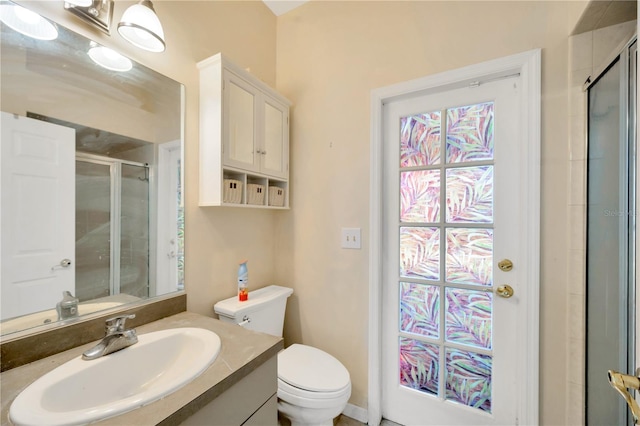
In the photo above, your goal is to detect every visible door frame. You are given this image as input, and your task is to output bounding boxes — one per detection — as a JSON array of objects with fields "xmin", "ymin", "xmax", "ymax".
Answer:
[{"xmin": 368, "ymin": 49, "xmax": 541, "ymax": 425}]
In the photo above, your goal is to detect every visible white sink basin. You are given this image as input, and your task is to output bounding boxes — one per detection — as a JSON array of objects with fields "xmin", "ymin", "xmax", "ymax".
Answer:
[{"xmin": 9, "ymin": 327, "xmax": 221, "ymax": 426}]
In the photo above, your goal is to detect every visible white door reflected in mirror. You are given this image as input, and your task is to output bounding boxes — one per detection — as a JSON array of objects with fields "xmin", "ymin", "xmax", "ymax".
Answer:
[{"xmin": 0, "ymin": 112, "xmax": 75, "ymax": 320}]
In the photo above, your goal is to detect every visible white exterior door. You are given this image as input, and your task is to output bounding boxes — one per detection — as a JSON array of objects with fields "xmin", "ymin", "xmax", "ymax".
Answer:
[
  {"xmin": 1, "ymin": 112, "xmax": 75, "ymax": 320},
  {"xmin": 381, "ymin": 76, "xmax": 528, "ymax": 425}
]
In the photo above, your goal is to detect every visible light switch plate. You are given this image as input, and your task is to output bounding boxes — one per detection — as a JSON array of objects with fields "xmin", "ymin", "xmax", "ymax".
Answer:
[{"xmin": 341, "ymin": 227, "xmax": 361, "ymax": 249}]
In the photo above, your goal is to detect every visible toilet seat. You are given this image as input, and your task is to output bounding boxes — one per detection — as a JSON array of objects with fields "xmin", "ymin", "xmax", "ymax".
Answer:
[
  {"xmin": 278, "ymin": 378, "xmax": 351, "ymax": 400},
  {"xmin": 278, "ymin": 378, "xmax": 351, "ymax": 409},
  {"xmin": 277, "ymin": 344, "xmax": 350, "ymax": 392}
]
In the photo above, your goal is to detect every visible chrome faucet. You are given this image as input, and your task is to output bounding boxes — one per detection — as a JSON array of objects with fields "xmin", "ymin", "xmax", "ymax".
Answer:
[
  {"xmin": 82, "ymin": 314, "xmax": 138, "ymax": 360},
  {"xmin": 56, "ymin": 291, "xmax": 79, "ymax": 321}
]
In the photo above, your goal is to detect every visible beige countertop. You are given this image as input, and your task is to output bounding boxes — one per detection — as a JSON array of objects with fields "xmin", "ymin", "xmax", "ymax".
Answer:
[{"xmin": 0, "ymin": 312, "xmax": 283, "ymax": 426}]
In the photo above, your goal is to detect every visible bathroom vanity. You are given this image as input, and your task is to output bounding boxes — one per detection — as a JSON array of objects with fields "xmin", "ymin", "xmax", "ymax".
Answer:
[{"xmin": 0, "ymin": 312, "xmax": 282, "ymax": 425}]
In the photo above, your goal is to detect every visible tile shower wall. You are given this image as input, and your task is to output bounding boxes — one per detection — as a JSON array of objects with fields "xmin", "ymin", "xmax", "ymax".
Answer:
[{"xmin": 567, "ymin": 20, "xmax": 637, "ymax": 426}]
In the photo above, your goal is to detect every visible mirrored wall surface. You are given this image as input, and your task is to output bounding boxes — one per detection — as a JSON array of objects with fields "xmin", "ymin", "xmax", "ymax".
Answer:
[{"xmin": 0, "ymin": 1, "xmax": 185, "ymax": 337}]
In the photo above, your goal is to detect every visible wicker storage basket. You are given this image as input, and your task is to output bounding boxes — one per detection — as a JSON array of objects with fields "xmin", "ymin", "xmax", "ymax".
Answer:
[
  {"xmin": 247, "ymin": 184, "xmax": 265, "ymax": 205},
  {"xmin": 223, "ymin": 179, "xmax": 242, "ymax": 204},
  {"xmin": 268, "ymin": 186, "xmax": 285, "ymax": 207}
]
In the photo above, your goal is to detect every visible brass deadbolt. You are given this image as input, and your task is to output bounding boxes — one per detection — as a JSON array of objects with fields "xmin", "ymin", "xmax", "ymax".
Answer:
[{"xmin": 498, "ymin": 259, "xmax": 513, "ymax": 272}]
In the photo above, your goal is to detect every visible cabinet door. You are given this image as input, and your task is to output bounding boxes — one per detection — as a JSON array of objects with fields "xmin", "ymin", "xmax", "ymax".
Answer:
[
  {"xmin": 261, "ymin": 96, "xmax": 289, "ymax": 179},
  {"xmin": 223, "ymin": 72, "xmax": 259, "ymax": 172}
]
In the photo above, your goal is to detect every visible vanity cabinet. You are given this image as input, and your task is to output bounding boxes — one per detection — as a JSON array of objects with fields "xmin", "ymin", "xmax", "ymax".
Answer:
[
  {"xmin": 198, "ymin": 53, "xmax": 291, "ymax": 208},
  {"xmin": 181, "ymin": 356, "xmax": 277, "ymax": 426}
]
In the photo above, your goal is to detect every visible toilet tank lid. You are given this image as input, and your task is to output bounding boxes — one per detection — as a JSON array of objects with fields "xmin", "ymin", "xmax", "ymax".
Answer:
[
  {"xmin": 213, "ymin": 285, "xmax": 293, "ymax": 317},
  {"xmin": 278, "ymin": 344, "xmax": 350, "ymax": 392}
]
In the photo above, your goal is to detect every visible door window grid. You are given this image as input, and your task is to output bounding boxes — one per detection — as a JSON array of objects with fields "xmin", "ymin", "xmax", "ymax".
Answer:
[{"xmin": 397, "ymin": 102, "xmax": 495, "ymax": 412}]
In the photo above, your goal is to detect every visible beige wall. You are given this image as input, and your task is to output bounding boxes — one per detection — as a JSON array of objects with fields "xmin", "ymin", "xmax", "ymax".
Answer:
[{"xmin": 275, "ymin": 1, "xmax": 575, "ymax": 423}]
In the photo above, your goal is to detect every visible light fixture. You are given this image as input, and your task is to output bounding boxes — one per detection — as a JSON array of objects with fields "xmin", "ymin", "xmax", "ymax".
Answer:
[
  {"xmin": 87, "ymin": 43, "xmax": 132, "ymax": 72},
  {"xmin": 117, "ymin": 0, "xmax": 165, "ymax": 53},
  {"xmin": 0, "ymin": 3, "xmax": 58, "ymax": 40},
  {"xmin": 64, "ymin": 0, "xmax": 114, "ymax": 34},
  {"xmin": 65, "ymin": 0, "xmax": 93, "ymax": 7}
]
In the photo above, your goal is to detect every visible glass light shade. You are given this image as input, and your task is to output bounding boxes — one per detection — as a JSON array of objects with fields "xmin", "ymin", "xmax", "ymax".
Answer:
[
  {"xmin": 117, "ymin": 1, "xmax": 165, "ymax": 53},
  {"xmin": 0, "ymin": 3, "xmax": 58, "ymax": 40},
  {"xmin": 88, "ymin": 45, "xmax": 132, "ymax": 72}
]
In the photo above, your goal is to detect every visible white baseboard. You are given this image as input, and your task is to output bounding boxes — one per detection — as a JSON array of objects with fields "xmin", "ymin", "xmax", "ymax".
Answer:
[{"xmin": 342, "ymin": 403, "xmax": 368, "ymax": 424}]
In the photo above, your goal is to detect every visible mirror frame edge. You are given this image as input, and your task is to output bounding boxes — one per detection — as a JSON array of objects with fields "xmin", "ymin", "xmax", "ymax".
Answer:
[{"xmin": 0, "ymin": 292, "xmax": 186, "ymax": 372}]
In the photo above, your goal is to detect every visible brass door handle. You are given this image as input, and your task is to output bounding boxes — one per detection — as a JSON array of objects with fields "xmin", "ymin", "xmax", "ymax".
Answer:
[
  {"xmin": 495, "ymin": 285, "xmax": 514, "ymax": 298},
  {"xmin": 608, "ymin": 370, "xmax": 640, "ymax": 424}
]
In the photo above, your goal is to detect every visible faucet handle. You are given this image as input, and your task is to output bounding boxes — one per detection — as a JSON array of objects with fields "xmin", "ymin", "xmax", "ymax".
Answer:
[
  {"xmin": 608, "ymin": 370, "xmax": 640, "ymax": 423},
  {"xmin": 105, "ymin": 314, "xmax": 135, "ymax": 334}
]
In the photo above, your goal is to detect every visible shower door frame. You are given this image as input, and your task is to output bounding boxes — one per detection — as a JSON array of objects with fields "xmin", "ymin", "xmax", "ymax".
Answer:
[
  {"xmin": 76, "ymin": 153, "xmax": 151, "ymax": 298},
  {"xmin": 585, "ymin": 35, "xmax": 637, "ymax": 425}
]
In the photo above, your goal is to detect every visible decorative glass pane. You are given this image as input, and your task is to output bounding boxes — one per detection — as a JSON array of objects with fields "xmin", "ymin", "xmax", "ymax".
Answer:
[
  {"xmin": 400, "ymin": 112, "xmax": 441, "ymax": 167},
  {"xmin": 401, "ymin": 170, "xmax": 440, "ymax": 223},
  {"xmin": 445, "ymin": 288, "xmax": 492, "ymax": 349},
  {"xmin": 445, "ymin": 348, "xmax": 492, "ymax": 412},
  {"xmin": 400, "ymin": 337, "xmax": 440, "ymax": 396},
  {"xmin": 446, "ymin": 166, "xmax": 493, "ymax": 223},
  {"xmin": 400, "ymin": 227, "xmax": 440, "ymax": 280},
  {"xmin": 446, "ymin": 102, "xmax": 494, "ymax": 163},
  {"xmin": 446, "ymin": 228, "xmax": 493, "ymax": 286},
  {"xmin": 400, "ymin": 282, "xmax": 440, "ymax": 338}
]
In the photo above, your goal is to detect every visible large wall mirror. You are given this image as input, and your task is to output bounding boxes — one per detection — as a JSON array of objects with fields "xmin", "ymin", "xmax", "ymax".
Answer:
[{"xmin": 0, "ymin": 1, "xmax": 185, "ymax": 337}]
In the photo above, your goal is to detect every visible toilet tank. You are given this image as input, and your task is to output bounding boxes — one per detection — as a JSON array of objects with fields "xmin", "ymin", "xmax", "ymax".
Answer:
[{"xmin": 213, "ymin": 285, "xmax": 293, "ymax": 337}]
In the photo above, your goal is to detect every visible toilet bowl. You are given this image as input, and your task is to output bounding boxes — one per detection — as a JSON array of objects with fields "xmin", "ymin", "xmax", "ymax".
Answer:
[
  {"xmin": 277, "ymin": 344, "xmax": 351, "ymax": 426},
  {"xmin": 213, "ymin": 286, "xmax": 352, "ymax": 426}
]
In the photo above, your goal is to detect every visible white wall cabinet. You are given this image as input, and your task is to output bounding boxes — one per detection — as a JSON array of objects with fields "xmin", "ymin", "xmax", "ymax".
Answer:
[{"xmin": 198, "ymin": 53, "xmax": 290, "ymax": 208}]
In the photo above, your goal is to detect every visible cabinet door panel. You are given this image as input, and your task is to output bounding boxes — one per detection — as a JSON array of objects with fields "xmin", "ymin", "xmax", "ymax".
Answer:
[
  {"xmin": 262, "ymin": 97, "xmax": 288, "ymax": 178},
  {"xmin": 224, "ymin": 73, "xmax": 258, "ymax": 171}
]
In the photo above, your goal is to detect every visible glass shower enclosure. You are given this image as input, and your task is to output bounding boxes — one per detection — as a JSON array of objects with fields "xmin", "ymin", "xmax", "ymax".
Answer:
[
  {"xmin": 75, "ymin": 155, "xmax": 150, "ymax": 302},
  {"xmin": 586, "ymin": 37, "xmax": 637, "ymax": 425}
]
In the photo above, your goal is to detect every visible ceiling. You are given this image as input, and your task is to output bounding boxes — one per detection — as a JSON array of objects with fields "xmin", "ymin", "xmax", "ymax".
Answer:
[
  {"xmin": 572, "ymin": 0, "xmax": 637, "ymax": 35},
  {"xmin": 263, "ymin": 0, "xmax": 309, "ymax": 16}
]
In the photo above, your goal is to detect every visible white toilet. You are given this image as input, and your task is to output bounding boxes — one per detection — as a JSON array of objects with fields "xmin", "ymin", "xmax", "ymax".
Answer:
[{"xmin": 214, "ymin": 285, "xmax": 351, "ymax": 426}]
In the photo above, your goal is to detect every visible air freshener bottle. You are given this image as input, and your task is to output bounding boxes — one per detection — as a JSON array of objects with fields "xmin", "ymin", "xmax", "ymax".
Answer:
[{"xmin": 238, "ymin": 260, "xmax": 248, "ymax": 301}]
